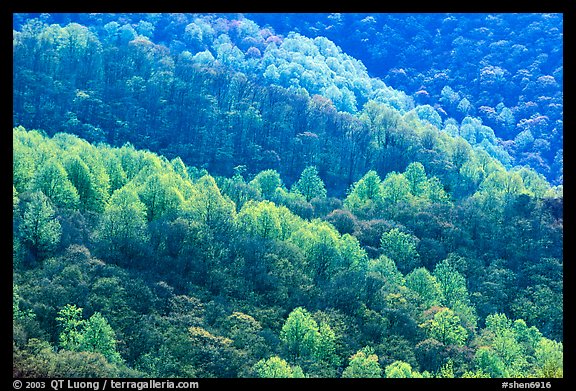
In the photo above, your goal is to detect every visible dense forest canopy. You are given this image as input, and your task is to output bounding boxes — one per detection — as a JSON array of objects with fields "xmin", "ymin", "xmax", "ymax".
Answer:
[
  {"xmin": 245, "ymin": 13, "xmax": 563, "ymax": 185},
  {"xmin": 12, "ymin": 12, "xmax": 563, "ymax": 380}
]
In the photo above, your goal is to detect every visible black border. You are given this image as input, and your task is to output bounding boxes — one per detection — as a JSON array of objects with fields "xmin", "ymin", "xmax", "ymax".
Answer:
[{"xmin": 6, "ymin": 1, "xmax": 573, "ymax": 389}]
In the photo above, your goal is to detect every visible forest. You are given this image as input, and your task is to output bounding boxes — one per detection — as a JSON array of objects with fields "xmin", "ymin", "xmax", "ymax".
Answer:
[{"xmin": 12, "ymin": 13, "xmax": 563, "ymax": 379}]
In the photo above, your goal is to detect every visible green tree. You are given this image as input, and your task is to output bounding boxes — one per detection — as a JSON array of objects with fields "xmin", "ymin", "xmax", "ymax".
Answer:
[
  {"xmin": 313, "ymin": 322, "xmax": 340, "ymax": 366},
  {"xmin": 187, "ymin": 175, "xmax": 235, "ymax": 231},
  {"xmin": 342, "ymin": 347, "xmax": 381, "ymax": 378},
  {"xmin": 292, "ymin": 166, "xmax": 327, "ymax": 202},
  {"xmin": 63, "ymin": 154, "xmax": 109, "ymax": 213},
  {"xmin": 380, "ymin": 228, "xmax": 420, "ymax": 273},
  {"xmin": 249, "ymin": 169, "xmax": 283, "ymax": 200},
  {"xmin": 384, "ymin": 360, "xmax": 422, "ymax": 378},
  {"xmin": 405, "ymin": 267, "xmax": 444, "ymax": 308},
  {"xmin": 425, "ymin": 176, "xmax": 450, "ymax": 203},
  {"xmin": 474, "ymin": 347, "xmax": 508, "ymax": 378},
  {"xmin": 79, "ymin": 312, "xmax": 123, "ymax": 364},
  {"xmin": 19, "ymin": 191, "xmax": 62, "ymax": 261},
  {"xmin": 253, "ymin": 356, "xmax": 304, "ymax": 378},
  {"xmin": 289, "ymin": 220, "xmax": 341, "ymax": 281},
  {"xmin": 361, "ymin": 101, "xmax": 401, "ymax": 150},
  {"xmin": 13, "ymin": 128, "xmax": 37, "ymax": 193},
  {"xmin": 433, "ymin": 259, "xmax": 477, "ymax": 330},
  {"xmin": 96, "ymin": 186, "xmax": 149, "ymax": 262},
  {"xmin": 280, "ymin": 307, "xmax": 320, "ymax": 361},
  {"xmin": 338, "ymin": 233, "xmax": 369, "ymax": 272},
  {"xmin": 33, "ymin": 158, "xmax": 80, "ymax": 209},
  {"xmin": 534, "ymin": 338, "xmax": 563, "ymax": 378},
  {"xmin": 420, "ymin": 307, "xmax": 468, "ymax": 346},
  {"xmin": 343, "ymin": 170, "xmax": 383, "ymax": 217},
  {"xmin": 56, "ymin": 304, "xmax": 86, "ymax": 352},
  {"xmin": 138, "ymin": 172, "xmax": 184, "ymax": 221},
  {"xmin": 478, "ymin": 313, "xmax": 530, "ymax": 377},
  {"xmin": 236, "ymin": 200, "xmax": 284, "ymax": 240},
  {"xmin": 381, "ymin": 172, "xmax": 411, "ymax": 205},
  {"xmin": 404, "ymin": 162, "xmax": 428, "ymax": 197}
]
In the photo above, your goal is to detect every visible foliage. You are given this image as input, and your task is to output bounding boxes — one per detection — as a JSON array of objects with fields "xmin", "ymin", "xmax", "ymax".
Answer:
[
  {"xmin": 341, "ymin": 347, "xmax": 381, "ymax": 378},
  {"xmin": 11, "ymin": 10, "xmax": 562, "ymax": 379}
]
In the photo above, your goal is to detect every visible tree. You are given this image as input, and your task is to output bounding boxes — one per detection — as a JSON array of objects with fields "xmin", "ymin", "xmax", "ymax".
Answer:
[
  {"xmin": 95, "ymin": 186, "xmax": 149, "ymax": 262},
  {"xmin": 280, "ymin": 307, "xmax": 320, "ymax": 361},
  {"xmin": 405, "ymin": 267, "xmax": 444, "ymax": 308},
  {"xmin": 79, "ymin": 312, "xmax": 123, "ymax": 364},
  {"xmin": 63, "ymin": 155, "xmax": 109, "ymax": 213},
  {"xmin": 477, "ymin": 313, "xmax": 527, "ymax": 377},
  {"xmin": 187, "ymin": 326, "xmax": 241, "ymax": 377},
  {"xmin": 420, "ymin": 307, "xmax": 468, "ymax": 346},
  {"xmin": 341, "ymin": 347, "xmax": 381, "ymax": 378},
  {"xmin": 433, "ymin": 258, "xmax": 476, "ymax": 329},
  {"xmin": 56, "ymin": 304, "xmax": 86, "ymax": 352},
  {"xmin": 292, "ymin": 166, "xmax": 327, "ymax": 202},
  {"xmin": 313, "ymin": 322, "xmax": 340, "ymax": 366},
  {"xmin": 425, "ymin": 176, "xmax": 450, "ymax": 203},
  {"xmin": 381, "ymin": 172, "xmax": 411, "ymax": 205},
  {"xmin": 186, "ymin": 175, "xmax": 236, "ymax": 232},
  {"xmin": 138, "ymin": 173, "xmax": 184, "ymax": 221},
  {"xmin": 236, "ymin": 200, "xmax": 284, "ymax": 240},
  {"xmin": 343, "ymin": 170, "xmax": 383, "ymax": 217},
  {"xmin": 289, "ymin": 220, "xmax": 342, "ymax": 282},
  {"xmin": 19, "ymin": 191, "xmax": 62, "ymax": 262},
  {"xmin": 249, "ymin": 169, "xmax": 282, "ymax": 199},
  {"xmin": 33, "ymin": 158, "xmax": 80, "ymax": 209},
  {"xmin": 380, "ymin": 228, "xmax": 420, "ymax": 274},
  {"xmin": 534, "ymin": 338, "xmax": 563, "ymax": 378},
  {"xmin": 404, "ymin": 162, "xmax": 428, "ymax": 197},
  {"xmin": 253, "ymin": 356, "xmax": 304, "ymax": 378},
  {"xmin": 384, "ymin": 360, "xmax": 421, "ymax": 378},
  {"xmin": 474, "ymin": 347, "xmax": 508, "ymax": 378}
]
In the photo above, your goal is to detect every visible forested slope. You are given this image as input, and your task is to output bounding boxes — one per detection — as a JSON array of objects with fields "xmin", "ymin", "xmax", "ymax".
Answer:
[
  {"xmin": 246, "ymin": 13, "xmax": 564, "ymax": 185},
  {"xmin": 12, "ymin": 126, "xmax": 563, "ymax": 378},
  {"xmin": 12, "ymin": 13, "xmax": 563, "ymax": 379}
]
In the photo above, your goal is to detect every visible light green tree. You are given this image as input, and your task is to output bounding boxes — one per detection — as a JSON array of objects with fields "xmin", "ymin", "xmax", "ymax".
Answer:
[
  {"xmin": 474, "ymin": 347, "xmax": 508, "ymax": 378},
  {"xmin": 236, "ymin": 200, "xmax": 284, "ymax": 240},
  {"xmin": 79, "ymin": 312, "xmax": 123, "ymax": 364},
  {"xmin": 63, "ymin": 154, "xmax": 109, "ymax": 212},
  {"xmin": 338, "ymin": 233, "xmax": 369, "ymax": 272},
  {"xmin": 420, "ymin": 307, "xmax": 468, "ymax": 346},
  {"xmin": 343, "ymin": 170, "xmax": 383, "ymax": 216},
  {"xmin": 433, "ymin": 259, "xmax": 477, "ymax": 330},
  {"xmin": 56, "ymin": 304, "xmax": 86, "ymax": 352},
  {"xmin": 404, "ymin": 162, "xmax": 428, "ymax": 197},
  {"xmin": 280, "ymin": 307, "xmax": 320, "ymax": 360},
  {"xmin": 96, "ymin": 186, "xmax": 149, "ymax": 261},
  {"xmin": 380, "ymin": 228, "xmax": 420, "ymax": 273},
  {"xmin": 381, "ymin": 172, "xmax": 411, "ymax": 205},
  {"xmin": 313, "ymin": 322, "xmax": 340, "ymax": 366},
  {"xmin": 249, "ymin": 169, "xmax": 283, "ymax": 200},
  {"xmin": 292, "ymin": 166, "xmax": 327, "ymax": 202},
  {"xmin": 425, "ymin": 176, "xmax": 450, "ymax": 203},
  {"xmin": 342, "ymin": 347, "xmax": 381, "ymax": 378},
  {"xmin": 56, "ymin": 305, "xmax": 122, "ymax": 365},
  {"xmin": 138, "ymin": 172, "xmax": 184, "ymax": 221},
  {"xmin": 33, "ymin": 158, "xmax": 80, "ymax": 209},
  {"xmin": 187, "ymin": 175, "xmax": 236, "ymax": 229},
  {"xmin": 384, "ymin": 360, "xmax": 422, "ymax": 378},
  {"xmin": 534, "ymin": 338, "xmax": 563, "ymax": 378},
  {"xmin": 19, "ymin": 191, "xmax": 62, "ymax": 261},
  {"xmin": 289, "ymin": 220, "xmax": 341, "ymax": 281},
  {"xmin": 253, "ymin": 356, "xmax": 304, "ymax": 378},
  {"xmin": 405, "ymin": 267, "xmax": 444, "ymax": 308}
]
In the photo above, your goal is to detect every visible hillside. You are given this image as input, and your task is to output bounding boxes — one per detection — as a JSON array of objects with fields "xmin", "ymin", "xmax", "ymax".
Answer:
[{"xmin": 12, "ymin": 13, "xmax": 563, "ymax": 380}]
